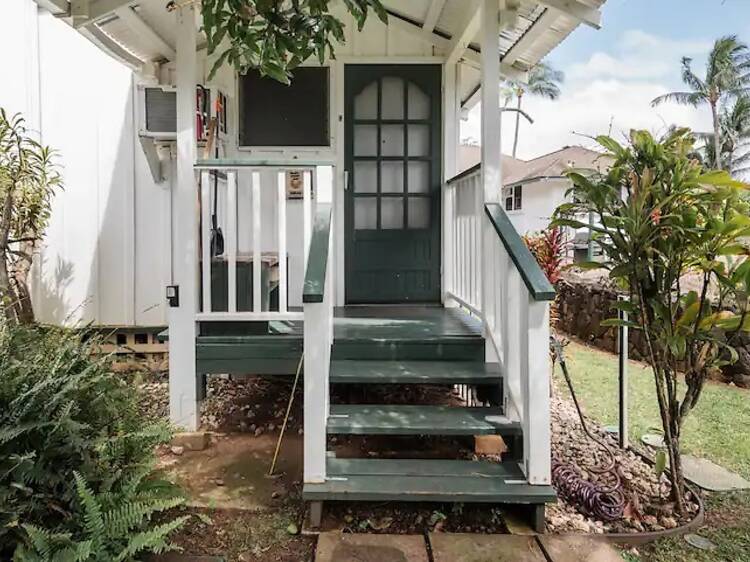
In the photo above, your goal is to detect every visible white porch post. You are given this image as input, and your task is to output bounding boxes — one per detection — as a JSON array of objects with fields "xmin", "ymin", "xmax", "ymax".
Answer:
[
  {"xmin": 480, "ymin": 0, "xmax": 501, "ymax": 362},
  {"xmin": 169, "ymin": 5, "xmax": 199, "ymax": 431},
  {"xmin": 523, "ymin": 298, "xmax": 552, "ymax": 484},
  {"xmin": 442, "ymin": 61, "xmax": 460, "ymax": 305}
]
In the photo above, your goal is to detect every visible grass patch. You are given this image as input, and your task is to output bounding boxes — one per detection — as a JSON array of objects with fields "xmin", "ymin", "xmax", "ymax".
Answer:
[{"xmin": 554, "ymin": 340, "xmax": 750, "ymax": 479}]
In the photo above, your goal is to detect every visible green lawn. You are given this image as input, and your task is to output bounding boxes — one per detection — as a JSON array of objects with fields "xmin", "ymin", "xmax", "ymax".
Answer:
[{"xmin": 554, "ymin": 340, "xmax": 750, "ymax": 479}]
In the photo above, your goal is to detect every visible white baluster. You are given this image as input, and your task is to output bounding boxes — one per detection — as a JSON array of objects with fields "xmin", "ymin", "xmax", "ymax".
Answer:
[
  {"xmin": 277, "ymin": 171, "xmax": 287, "ymax": 313},
  {"xmin": 252, "ymin": 170, "xmax": 262, "ymax": 312},
  {"xmin": 303, "ymin": 169, "xmax": 312, "ymax": 271},
  {"xmin": 200, "ymin": 170, "xmax": 212, "ymax": 313},
  {"xmin": 227, "ymin": 171, "xmax": 237, "ymax": 313}
]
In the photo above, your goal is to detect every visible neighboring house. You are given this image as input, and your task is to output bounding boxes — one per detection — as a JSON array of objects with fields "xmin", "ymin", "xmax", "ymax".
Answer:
[
  {"xmin": 460, "ymin": 144, "xmax": 612, "ymax": 235},
  {"xmin": 17, "ymin": 0, "xmax": 608, "ymax": 532}
]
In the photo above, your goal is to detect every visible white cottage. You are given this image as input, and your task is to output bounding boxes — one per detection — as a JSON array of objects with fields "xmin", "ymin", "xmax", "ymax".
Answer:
[{"xmin": 29, "ymin": 0, "xmax": 607, "ymax": 529}]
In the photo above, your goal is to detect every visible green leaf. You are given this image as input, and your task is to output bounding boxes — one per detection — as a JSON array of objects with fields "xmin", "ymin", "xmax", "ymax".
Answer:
[{"xmin": 698, "ymin": 170, "xmax": 750, "ymax": 189}]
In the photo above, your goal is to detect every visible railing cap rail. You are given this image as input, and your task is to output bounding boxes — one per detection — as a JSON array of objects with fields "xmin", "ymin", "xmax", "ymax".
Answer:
[
  {"xmin": 484, "ymin": 203, "xmax": 555, "ymax": 302},
  {"xmin": 302, "ymin": 203, "xmax": 333, "ymax": 304},
  {"xmin": 446, "ymin": 163, "xmax": 481, "ymax": 186},
  {"xmin": 196, "ymin": 158, "xmax": 335, "ymax": 170}
]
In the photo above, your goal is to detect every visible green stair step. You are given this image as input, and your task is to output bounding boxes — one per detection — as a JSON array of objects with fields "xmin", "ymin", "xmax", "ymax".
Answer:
[
  {"xmin": 330, "ymin": 360, "xmax": 503, "ymax": 385},
  {"xmin": 331, "ymin": 337, "xmax": 484, "ymax": 361},
  {"xmin": 303, "ymin": 458, "xmax": 556, "ymax": 504},
  {"xmin": 326, "ymin": 457, "xmax": 523, "ymax": 478},
  {"xmin": 327, "ymin": 405, "xmax": 520, "ymax": 436}
]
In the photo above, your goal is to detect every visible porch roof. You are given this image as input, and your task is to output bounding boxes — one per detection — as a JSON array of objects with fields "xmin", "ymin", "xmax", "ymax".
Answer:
[{"xmin": 36, "ymin": 0, "xmax": 605, "ymax": 101}]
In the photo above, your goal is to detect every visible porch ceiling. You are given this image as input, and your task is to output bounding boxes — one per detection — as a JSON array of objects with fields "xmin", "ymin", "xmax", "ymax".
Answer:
[{"xmin": 36, "ymin": 0, "xmax": 605, "ymax": 83}]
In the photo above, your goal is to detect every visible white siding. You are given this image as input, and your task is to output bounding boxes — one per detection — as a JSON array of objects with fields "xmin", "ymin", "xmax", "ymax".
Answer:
[
  {"xmin": 507, "ymin": 178, "xmax": 569, "ymax": 235},
  {"xmin": 0, "ymin": 0, "xmax": 170, "ymax": 327}
]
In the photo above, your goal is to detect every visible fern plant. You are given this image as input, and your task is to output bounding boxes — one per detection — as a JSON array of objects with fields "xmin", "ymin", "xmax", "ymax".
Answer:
[
  {"xmin": 0, "ymin": 321, "xmax": 182, "ymax": 558},
  {"xmin": 14, "ymin": 472, "xmax": 187, "ymax": 561}
]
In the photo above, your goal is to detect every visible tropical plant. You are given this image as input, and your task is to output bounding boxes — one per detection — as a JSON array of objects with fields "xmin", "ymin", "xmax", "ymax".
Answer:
[
  {"xmin": 552, "ymin": 128, "xmax": 750, "ymax": 516},
  {"xmin": 652, "ymin": 35, "xmax": 750, "ymax": 171},
  {"xmin": 201, "ymin": 0, "xmax": 387, "ymax": 82},
  {"xmin": 0, "ymin": 321, "xmax": 182, "ymax": 558},
  {"xmin": 503, "ymin": 61, "xmax": 564, "ymax": 158},
  {"xmin": 0, "ymin": 109, "xmax": 62, "ymax": 323},
  {"xmin": 13, "ymin": 472, "xmax": 187, "ymax": 562},
  {"xmin": 523, "ymin": 227, "xmax": 568, "ymax": 285}
]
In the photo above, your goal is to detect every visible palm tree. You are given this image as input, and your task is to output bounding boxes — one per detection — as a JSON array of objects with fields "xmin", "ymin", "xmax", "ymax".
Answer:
[
  {"xmin": 652, "ymin": 35, "xmax": 750, "ymax": 170},
  {"xmin": 701, "ymin": 95, "xmax": 750, "ymax": 176},
  {"xmin": 503, "ymin": 62, "xmax": 564, "ymax": 158}
]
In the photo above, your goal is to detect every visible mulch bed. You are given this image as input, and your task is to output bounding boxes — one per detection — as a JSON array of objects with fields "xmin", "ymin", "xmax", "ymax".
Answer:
[
  {"xmin": 135, "ymin": 370, "xmax": 699, "ymax": 538},
  {"xmin": 168, "ymin": 507, "xmax": 315, "ymax": 562}
]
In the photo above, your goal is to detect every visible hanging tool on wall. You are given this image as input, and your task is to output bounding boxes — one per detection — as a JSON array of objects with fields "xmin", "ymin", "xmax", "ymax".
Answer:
[
  {"xmin": 551, "ymin": 336, "xmax": 626, "ymax": 522},
  {"xmin": 203, "ymin": 95, "xmax": 224, "ymax": 257}
]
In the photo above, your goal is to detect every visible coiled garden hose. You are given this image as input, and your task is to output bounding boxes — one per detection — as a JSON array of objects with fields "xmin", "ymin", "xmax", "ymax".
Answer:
[{"xmin": 550, "ymin": 336, "xmax": 626, "ymax": 522}]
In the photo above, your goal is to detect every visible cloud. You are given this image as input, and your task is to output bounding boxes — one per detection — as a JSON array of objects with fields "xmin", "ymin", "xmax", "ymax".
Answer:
[
  {"xmin": 566, "ymin": 30, "xmax": 711, "ymax": 83},
  {"xmin": 461, "ymin": 30, "xmax": 714, "ymax": 160}
]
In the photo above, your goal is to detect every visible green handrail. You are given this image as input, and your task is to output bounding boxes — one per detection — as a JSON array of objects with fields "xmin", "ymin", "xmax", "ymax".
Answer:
[
  {"xmin": 484, "ymin": 203, "xmax": 555, "ymax": 302},
  {"xmin": 302, "ymin": 203, "xmax": 333, "ymax": 304}
]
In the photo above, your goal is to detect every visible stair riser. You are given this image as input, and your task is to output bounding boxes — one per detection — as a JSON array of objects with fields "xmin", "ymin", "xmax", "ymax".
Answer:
[{"xmin": 332, "ymin": 341, "xmax": 484, "ymax": 361}]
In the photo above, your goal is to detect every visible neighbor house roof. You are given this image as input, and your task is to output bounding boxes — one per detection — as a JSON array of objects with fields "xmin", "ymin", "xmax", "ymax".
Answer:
[
  {"xmin": 504, "ymin": 146, "xmax": 612, "ymax": 187},
  {"xmin": 457, "ymin": 144, "xmax": 611, "ymax": 187},
  {"xmin": 34, "ymin": 0, "xmax": 606, "ymax": 109}
]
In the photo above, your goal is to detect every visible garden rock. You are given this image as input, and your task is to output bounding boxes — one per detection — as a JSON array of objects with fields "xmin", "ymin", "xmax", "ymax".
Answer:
[{"xmin": 172, "ymin": 432, "xmax": 210, "ymax": 452}]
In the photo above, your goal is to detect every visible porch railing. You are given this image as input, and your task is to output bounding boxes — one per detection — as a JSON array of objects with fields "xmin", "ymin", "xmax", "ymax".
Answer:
[
  {"xmin": 194, "ymin": 160, "xmax": 333, "ymax": 322},
  {"xmin": 302, "ymin": 202, "xmax": 335, "ymax": 484},
  {"xmin": 444, "ymin": 165, "xmax": 555, "ymax": 485}
]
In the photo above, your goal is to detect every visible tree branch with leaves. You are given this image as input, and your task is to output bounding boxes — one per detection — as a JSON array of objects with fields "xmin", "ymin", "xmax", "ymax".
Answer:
[
  {"xmin": 0, "ymin": 110, "xmax": 62, "ymax": 324},
  {"xmin": 201, "ymin": 0, "xmax": 388, "ymax": 83}
]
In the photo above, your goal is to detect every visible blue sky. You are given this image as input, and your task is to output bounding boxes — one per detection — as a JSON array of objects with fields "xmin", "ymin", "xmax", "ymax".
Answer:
[{"xmin": 462, "ymin": 0, "xmax": 750, "ymax": 159}]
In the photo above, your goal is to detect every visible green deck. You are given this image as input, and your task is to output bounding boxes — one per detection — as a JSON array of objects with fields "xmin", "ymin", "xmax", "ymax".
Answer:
[
  {"xmin": 327, "ymin": 405, "xmax": 520, "ymax": 436},
  {"xmin": 193, "ymin": 306, "xmax": 484, "ymax": 375},
  {"xmin": 303, "ymin": 458, "xmax": 556, "ymax": 504}
]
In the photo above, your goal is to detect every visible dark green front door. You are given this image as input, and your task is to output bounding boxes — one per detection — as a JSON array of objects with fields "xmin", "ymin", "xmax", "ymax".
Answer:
[{"xmin": 345, "ymin": 65, "xmax": 442, "ymax": 304}]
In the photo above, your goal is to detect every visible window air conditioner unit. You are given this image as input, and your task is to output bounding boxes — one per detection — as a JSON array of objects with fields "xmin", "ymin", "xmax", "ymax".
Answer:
[{"xmin": 139, "ymin": 86, "xmax": 177, "ymax": 140}]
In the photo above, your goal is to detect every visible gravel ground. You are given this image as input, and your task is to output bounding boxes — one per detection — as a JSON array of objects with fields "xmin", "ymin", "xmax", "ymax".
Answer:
[{"xmin": 549, "ymin": 386, "xmax": 700, "ymax": 534}]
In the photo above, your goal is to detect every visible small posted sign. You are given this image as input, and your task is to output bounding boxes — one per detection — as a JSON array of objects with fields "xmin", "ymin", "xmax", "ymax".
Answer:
[{"xmin": 286, "ymin": 170, "xmax": 305, "ymax": 200}]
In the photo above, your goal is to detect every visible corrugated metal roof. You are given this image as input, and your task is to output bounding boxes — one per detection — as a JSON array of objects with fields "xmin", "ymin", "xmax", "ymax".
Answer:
[{"xmin": 40, "ymin": 0, "xmax": 606, "ymax": 76}]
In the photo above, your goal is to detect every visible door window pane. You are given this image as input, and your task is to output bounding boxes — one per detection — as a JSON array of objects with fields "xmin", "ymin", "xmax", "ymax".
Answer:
[
  {"xmin": 354, "ymin": 125, "xmax": 378, "ymax": 156},
  {"xmin": 381, "ymin": 197, "xmax": 403, "ymax": 229},
  {"xmin": 407, "ymin": 161, "xmax": 429, "ymax": 193},
  {"xmin": 354, "ymin": 161, "xmax": 377, "ymax": 193},
  {"xmin": 381, "ymin": 77, "xmax": 404, "ymax": 119},
  {"xmin": 408, "ymin": 82, "xmax": 430, "ymax": 120},
  {"xmin": 381, "ymin": 161, "xmax": 404, "ymax": 193},
  {"xmin": 381, "ymin": 125, "xmax": 404, "ymax": 156},
  {"xmin": 408, "ymin": 197, "xmax": 430, "ymax": 229},
  {"xmin": 355, "ymin": 198, "xmax": 377, "ymax": 229},
  {"xmin": 355, "ymin": 81, "xmax": 378, "ymax": 119},
  {"xmin": 408, "ymin": 125, "xmax": 429, "ymax": 156}
]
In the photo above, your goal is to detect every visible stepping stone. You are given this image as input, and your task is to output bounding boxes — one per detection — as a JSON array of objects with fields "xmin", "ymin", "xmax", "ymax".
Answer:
[
  {"xmin": 537, "ymin": 535, "xmax": 622, "ymax": 562},
  {"xmin": 315, "ymin": 532, "xmax": 428, "ymax": 562},
  {"xmin": 641, "ymin": 433, "xmax": 665, "ymax": 448},
  {"xmin": 430, "ymin": 534, "xmax": 545, "ymax": 562},
  {"xmin": 681, "ymin": 455, "xmax": 750, "ymax": 491}
]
